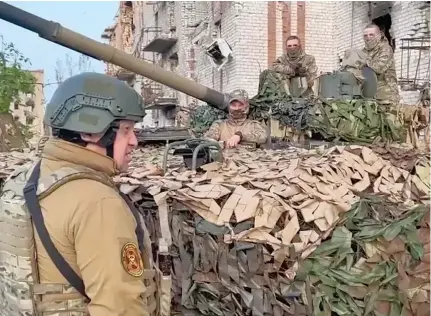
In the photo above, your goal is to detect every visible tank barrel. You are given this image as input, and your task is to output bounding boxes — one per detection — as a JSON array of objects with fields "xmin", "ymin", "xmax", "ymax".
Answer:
[{"xmin": 0, "ymin": 1, "xmax": 229, "ymax": 110}]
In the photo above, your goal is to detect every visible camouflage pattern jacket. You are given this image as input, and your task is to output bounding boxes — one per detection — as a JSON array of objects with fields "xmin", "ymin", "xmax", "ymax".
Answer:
[
  {"xmin": 271, "ymin": 52, "xmax": 318, "ymax": 91},
  {"xmin": 363, "ymin": 39, "xmax": 400, "ymax": 105},
  {"xmin": 204, "ymin": 119, "xmax": 268, "ymax": 145}
]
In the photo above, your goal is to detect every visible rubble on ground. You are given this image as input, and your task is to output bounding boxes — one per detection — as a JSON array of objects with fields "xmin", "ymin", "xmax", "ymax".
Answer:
[{"xmin": 0, "ymin": 113, "xmax": 28, "ymax": 152}]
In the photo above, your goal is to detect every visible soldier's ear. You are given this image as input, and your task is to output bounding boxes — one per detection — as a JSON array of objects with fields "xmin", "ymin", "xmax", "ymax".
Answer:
[{"xmin": 80, "ymin": 132, "xmax": 103, "ymax": 143}]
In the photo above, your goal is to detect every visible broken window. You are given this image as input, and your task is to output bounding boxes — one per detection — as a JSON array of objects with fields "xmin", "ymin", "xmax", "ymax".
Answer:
[
  {"xmin": 26, "ymin": 116, "xmax": 34, "ymax": 126},
  {"xmin": 205, "ymin": 38, "xmax": 233, "ymax": 71},
  {"xmin": 372, "ymin": 13, "xmax": 395, "ymax": 51},
  {"xmin": 14, "ymin": 100, "xmax": 19, "ymax": 110}
]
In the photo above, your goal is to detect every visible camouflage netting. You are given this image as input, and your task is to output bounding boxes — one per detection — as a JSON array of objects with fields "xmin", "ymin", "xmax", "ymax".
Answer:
[
  {"xmin": 116, "ymin": 143, "xmax": 430, "ymax": 316},
  {"xmin": 189, "ymin": 70, "xmax": 422, "ymax": 144},
  {"xmin": 189, "ymin": 104, "xmax": 227, "ymax": 137},
  {"xmin": 1, "ymin": 143, "xmax": 429, "ymax": 315}
]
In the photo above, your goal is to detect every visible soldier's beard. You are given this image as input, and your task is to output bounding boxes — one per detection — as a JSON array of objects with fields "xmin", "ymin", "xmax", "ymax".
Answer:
[{"xmin": 364, "ymin": 38, "xmax": 380, "ymax": 50}]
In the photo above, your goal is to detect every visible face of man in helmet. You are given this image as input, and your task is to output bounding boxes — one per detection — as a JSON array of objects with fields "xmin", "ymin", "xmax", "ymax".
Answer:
[
  {"xmin": 81, "ymin": 120, "xmax": 138, "ymax": 172},
  {"xmin": 112, "ymin": 120, "xmax": 138, "ymax": 172}
]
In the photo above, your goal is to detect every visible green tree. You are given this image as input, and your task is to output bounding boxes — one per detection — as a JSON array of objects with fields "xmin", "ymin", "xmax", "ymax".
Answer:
[{"xmin": 0, "ymin": 35, "xmax": 36, "ymax": 113}]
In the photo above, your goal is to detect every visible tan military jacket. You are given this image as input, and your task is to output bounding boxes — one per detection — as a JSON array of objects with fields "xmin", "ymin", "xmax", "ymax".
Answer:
[
  {"xmin": 37, "ymin": 139, "xmax": 149, "ymax": 316},
  {"xmin": 363, "ymin": 39, "xmax": 400, "ymax": 105},
  {"xmin": 271, "ymin": 52, "xmax": 318, "ymax": 92},
  {"xmin": 204, "ymin": 119, "xmax": 268, "ymax": 145}
]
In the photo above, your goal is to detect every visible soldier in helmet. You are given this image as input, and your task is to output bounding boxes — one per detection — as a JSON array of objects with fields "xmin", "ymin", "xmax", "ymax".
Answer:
[
  {"xmin": 271, "ymin": 35, "xmax": 318, "ymax": 96},
  {"xmin": 362, "ymin": 23, "xmax": 400, "ymax": 106},
  {"xmin": 32, "ymin": 73, "xmax": 153, "ymax": 315},
  {"xmin": 204, "ymin": 89, "xmax": 268, "ymax": 148}
]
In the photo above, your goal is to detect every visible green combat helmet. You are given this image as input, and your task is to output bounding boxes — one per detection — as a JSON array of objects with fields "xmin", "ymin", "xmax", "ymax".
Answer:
[{"xmin": 44, "ymin": 72, "xmax": 146, "ymax": 155}]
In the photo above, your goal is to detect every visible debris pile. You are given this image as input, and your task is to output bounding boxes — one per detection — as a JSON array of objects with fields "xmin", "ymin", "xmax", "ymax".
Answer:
[
  {"xmin": 0, "ymin": 113, "xmax": 28, "ymax": 152},
  {"xmin": 117, "ymin": 144, "xmax": 430, "ymax": 315}
]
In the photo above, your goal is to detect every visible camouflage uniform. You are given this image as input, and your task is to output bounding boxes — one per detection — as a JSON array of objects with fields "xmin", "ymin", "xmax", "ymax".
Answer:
[
  {"xmin": 271, "ymin": 50, "xmax": 318, "ymax": 96},
  {"xmin": 363, "ymin": 37, "xmax": 400, "ymax": 106},
  {"xmin": 204, "ymin": 89, "xmax": 268, "ymax": 145}
]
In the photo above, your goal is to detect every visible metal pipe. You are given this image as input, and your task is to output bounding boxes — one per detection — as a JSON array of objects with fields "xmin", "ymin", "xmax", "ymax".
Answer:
[{"xmin": 0, "ymin": 1, "xmax": 229, "ymax": 110}]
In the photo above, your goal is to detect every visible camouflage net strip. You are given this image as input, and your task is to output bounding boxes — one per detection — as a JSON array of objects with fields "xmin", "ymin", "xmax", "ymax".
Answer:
[
  {"xmin": 189, "ymin": 70, "xmax": 412, "ymax": 144},
  {"xmin": 117, "ymin": 143, "xmax": 430, "ymax": 316},
  {"xmin": 2, "ymin": 143, "xmax": 429, "ymax": 315}
]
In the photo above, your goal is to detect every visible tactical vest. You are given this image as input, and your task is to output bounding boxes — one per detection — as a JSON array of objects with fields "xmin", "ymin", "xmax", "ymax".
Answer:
[{"xmin": 0, "ymin": 161, "xmax": 158, "ymax": 316}]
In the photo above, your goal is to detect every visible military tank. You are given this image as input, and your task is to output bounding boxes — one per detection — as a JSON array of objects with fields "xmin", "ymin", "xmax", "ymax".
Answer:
[{"xmin": 1, "ymin": 4, "xmax": 429, "ymax": 316}]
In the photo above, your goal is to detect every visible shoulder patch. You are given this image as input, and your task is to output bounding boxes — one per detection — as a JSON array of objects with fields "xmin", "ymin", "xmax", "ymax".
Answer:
[{"xmin": 121, "ymin": 242, "xmax": 144, "ymax": 277}]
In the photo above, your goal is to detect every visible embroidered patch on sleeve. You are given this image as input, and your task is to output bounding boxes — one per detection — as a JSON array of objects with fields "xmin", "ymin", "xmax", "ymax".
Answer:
[{"xmin": 121, "ymin": 242, "xmax": 144, "ymax": 277}]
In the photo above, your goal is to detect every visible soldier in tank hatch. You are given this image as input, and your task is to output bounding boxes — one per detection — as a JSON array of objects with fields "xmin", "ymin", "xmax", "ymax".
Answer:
[
  {"xmin": 204, "ymin": 89, "xmax": 268, "ymax": 148},
  {"xmin": 362, "ymin": 23, "xmax": 400, "ymax": 106}
]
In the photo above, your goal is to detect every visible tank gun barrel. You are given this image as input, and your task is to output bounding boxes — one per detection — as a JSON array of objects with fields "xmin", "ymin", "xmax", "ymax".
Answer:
[{"xmin": 0, "ymin": 2, "xmax": 229, "ymax": 110}]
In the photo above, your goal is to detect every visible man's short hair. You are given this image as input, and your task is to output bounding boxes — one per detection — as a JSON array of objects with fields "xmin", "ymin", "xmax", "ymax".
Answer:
[
  {"xmin": 286, "ymin": 35, "xmax": 301, "ymax": 44},
  {"xmin": 364, "ymin": 23, "xmax": 381, "ymax": 31}
]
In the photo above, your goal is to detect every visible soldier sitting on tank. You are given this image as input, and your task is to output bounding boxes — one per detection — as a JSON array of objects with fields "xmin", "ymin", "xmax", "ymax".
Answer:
[
  {"xmin": 204, "ymin": 89, "xmax": 268, "ymax": 148},
  {"xmin": 362, "ymin": 23, "xmax": 400, "ymax": 106},
  {"xmin": 265, "ymin": 35, "xmax": 318, "ymax": 96}
]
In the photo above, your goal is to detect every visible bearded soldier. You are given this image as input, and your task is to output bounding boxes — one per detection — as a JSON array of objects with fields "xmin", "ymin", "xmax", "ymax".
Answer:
[
  {"xmin": 362, "ymin": 23, "xmax": 400, "ymax": 105},
  {"xmin": 204, "ymin": 89, "xmax": 268, "ymax": 148},
  {"xmin": 271, "ymin": 35, "xmax": 318, "ymax": 96}
]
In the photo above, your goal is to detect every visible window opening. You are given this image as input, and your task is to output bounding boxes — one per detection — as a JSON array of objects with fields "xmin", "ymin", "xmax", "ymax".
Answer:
[{"xmin": 372, "ymin": 13, "xmax": 395, "ymax": 51}]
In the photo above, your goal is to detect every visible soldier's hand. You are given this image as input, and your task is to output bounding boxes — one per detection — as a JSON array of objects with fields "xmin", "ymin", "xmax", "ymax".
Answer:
[
  {"xmin": 226, "ymin": 135, "xmax": 241, "ymax": 148},
  {"xmin": 298, "ymin": 67, "xmax": 307, "ymax": 75}
]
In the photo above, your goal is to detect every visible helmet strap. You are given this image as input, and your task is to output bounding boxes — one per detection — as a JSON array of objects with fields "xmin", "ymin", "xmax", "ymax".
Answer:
[{"xmin": 97, "ymin": 127, "xmax": 117, "ymax": 159}]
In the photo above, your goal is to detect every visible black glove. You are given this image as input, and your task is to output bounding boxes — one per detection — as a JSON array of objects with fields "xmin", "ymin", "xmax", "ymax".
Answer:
[{"xmin": 297, "ymin": 67, "xmax": 307, "ymax": 76}]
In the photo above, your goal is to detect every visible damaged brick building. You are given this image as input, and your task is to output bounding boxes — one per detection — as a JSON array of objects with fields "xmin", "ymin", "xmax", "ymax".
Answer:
[
  {"xmin": 102, "ymin": 1, "xmax": 430, "ymax": 127},
  {"xmin": 9, "ymin": 69, "xmax": 45, "ymax": 146}
]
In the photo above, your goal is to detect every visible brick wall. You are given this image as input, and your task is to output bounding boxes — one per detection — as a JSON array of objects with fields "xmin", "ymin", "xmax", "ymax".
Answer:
[
  {"xmin": 130, "ymin": 0, "xmax": 429, "ymax": 127},
  {"xmin": 194, "ymin": 2, "xmax": 268, "ymax": 100},
  {"xmin": 304, "ymin": 1, "xmax": 430, "ymax": 104}
]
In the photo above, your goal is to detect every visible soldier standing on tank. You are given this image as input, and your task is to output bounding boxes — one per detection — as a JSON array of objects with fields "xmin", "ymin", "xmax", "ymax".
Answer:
[
  {"xmin": 34, "ymin": 73, "xmax": 153, "ymax": 316},
  {"xmin": 271, "ymin": 35, "xmax": 318, "ymax": 96},
  {"xmin": 362, "ymin": 23, "xmax": 400, "ymax": 106},
  {"xmin": 204, "ymin": 89, "xmax": 268, "ymax": 148}
]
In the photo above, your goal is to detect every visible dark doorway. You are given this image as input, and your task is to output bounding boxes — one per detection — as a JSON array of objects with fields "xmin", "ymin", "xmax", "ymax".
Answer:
[{"xmin": 372, "ymin": 14, "xmax": 395, "ymax": 51}]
